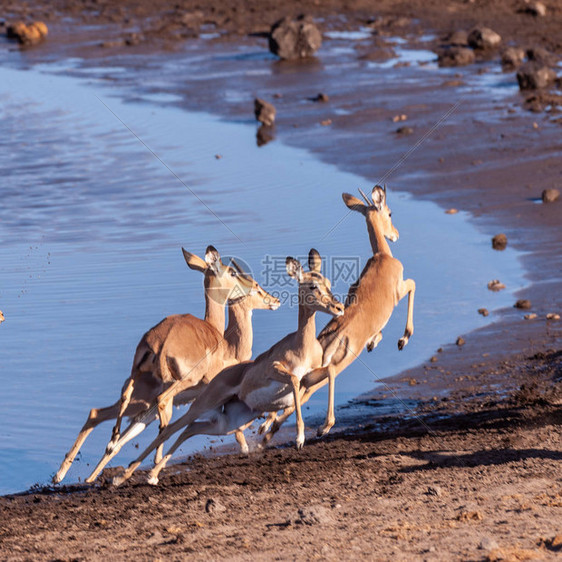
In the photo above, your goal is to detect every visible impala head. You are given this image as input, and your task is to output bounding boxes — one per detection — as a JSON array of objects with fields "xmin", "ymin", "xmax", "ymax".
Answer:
[
  {"xmin": 182, "ymin": 246, "xmax": 280, "ymax": 310},
  {"xmin": 286, "ymin": 249, "xmax": 344, "ymax": 317},
  {"xmin": 342, "ymin": 184, "xmax": 399, "ymax": 243}
]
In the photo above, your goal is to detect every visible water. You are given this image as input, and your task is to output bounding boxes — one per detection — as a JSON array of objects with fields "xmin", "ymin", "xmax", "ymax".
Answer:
[{"xmin": 0, "ymin": 55, "xmax": 525, "ymax": 493}]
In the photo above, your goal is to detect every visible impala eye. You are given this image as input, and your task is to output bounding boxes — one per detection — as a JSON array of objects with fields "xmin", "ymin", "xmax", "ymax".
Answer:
[{"xmin": 230, "ymin": 270, "xmax": 237, "ymax": 277}]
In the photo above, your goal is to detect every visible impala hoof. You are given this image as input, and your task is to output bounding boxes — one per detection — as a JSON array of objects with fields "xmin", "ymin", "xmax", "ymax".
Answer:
[
  {"xmin": 317, "ymin": 424, "xmax": 333, "ymax": 437},
  {"xmin": 112, "ymin": 474, "xmax": 126, "ymax": 487},
  {"xmin": 257, "ymin": 421, "xmax": 269, "ymax": 435},
  {"xmin": 296, "ymin": 435, "xmax": 305, "ymax": 450},
  {"xmin": 398, "ymin": 337, "xmax": 407, "ymax": 350},
  {"xmin": 147, "ymin": 475, "xmax": 159, "ymax": 486}
]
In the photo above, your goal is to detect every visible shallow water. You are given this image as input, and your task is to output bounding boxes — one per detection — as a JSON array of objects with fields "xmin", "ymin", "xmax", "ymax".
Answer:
[{"xmin": 0, "ymin": 49, "xmax": 525, "ymax": 493}]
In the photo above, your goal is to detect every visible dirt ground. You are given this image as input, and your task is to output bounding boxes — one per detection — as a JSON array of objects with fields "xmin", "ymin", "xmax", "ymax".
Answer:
[{"xmin": 0, "ymin": 0, "xmax": 561, "ymax": 560}]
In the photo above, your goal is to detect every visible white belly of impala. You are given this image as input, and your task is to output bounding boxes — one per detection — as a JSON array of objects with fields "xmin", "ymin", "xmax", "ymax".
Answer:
[{"xmin": 244, "ymin": 381, "xmax": 294, "ymax": 411}]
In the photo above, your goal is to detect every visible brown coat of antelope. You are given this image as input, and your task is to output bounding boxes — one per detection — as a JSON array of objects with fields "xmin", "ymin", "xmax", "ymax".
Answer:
[
  {"xmin": 113, "ymin": 248, "xmax": 345, "ymax": 486},
  {"xmin": 53, "ymin": 246, "xmax": 279, "ymax": 484},
  {"xmin": 260, "ymin": 184, "xmax": 415, "ymax": 444}
]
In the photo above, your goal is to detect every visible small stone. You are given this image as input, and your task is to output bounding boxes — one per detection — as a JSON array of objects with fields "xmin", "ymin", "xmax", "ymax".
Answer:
[
  {"xmin": 254, "ymin": 98, "xmax": 276, "ymax": 126},
  {"xmin": 6, "ymin": 20, "xmax": 48, "ymax": 46},
  {"xmin": 457, "ymin": 510, "xmax": 483, "ymax": 521},
  {"xmin": 396, "ymin": 126, "xmax": 413, "ymax": 135},
  {"xmin": 205, "ymin": 498, "xmax": 226, "ymax": 514},
  {"xmin": 478, "ymin": 308, "xmax": 490, "ymax": 317},
  {"xmin": 522, "ymin": 1, "xmax": 547, "ymax": 16},
  {"xmin": 551, "ymin": 534, "xmax": 562, "ymax": 549},
  {"xmin": 524, "ymin": 313, "xmax": 537, "ymax": 320},
  {"xmin": 526, "ymin": 46, "xmax": 556, "ymax": 66},
  {"xmin": 0, "ymin": 310, "xmax": 4, "ymax": 323},
  {"xmin": 124, "ymin": 32, "xmax": 143, "ymax": 46},
  {"xmin": 320, "ymin": 119, "xmax": 332, "ymax": 126},
  {"xmin": 215, "ymin": 154, "xmax": 222, "ymax": 160},
  {"xmin": 445, "ymin": 30, "xmax": 469, "ymax": 46},
  {"xmin": 501, "ymin": 47, "xmax": 525, "ymax": 70},
  {"xmin": 467, "ymin": 27, "xmax": 501, "ymax": 49},
  {"xmin": 546, "ymin": 313, "xmax": 560, "ymax": 321},
  {"xmin": 514, "ymin": 299, "xmax": 531, "ymax": 309},
  {"xmin": 408, "ymin": 378, "xmax": 418, "ymax": 386},
  {"xmin": 542, "ymin": 188, "xmax": 560, "ymax": 203},
  {"xmin": 296, "ymin": 505, "xmax": 333, "ymax": 525},
  {"xmin": 311, "ymin": 92, "xmax": 329, "ymax": 102},
  {"xmin": 488, "ymin": 279, "xmax": 506, "ymax": 292},
  {"xmin": 437, "ymin": 46, "xmax": 475, "ymax": 67},
  {"xmin": 517, "ymin": 62, "xmax": 557, "ymax": 90},
  {"xmin": 269, "ymin": 15, "xmax": 322, "ymax": 60},
  {"xmin": 479, "ymin": 537, "xmax": 499, "ymax": 550},
  {"xmin": 430, "ymin": 356, "xmax": 438, "ymax": 363},
  {"xmin": 456, "ymin": 336, "xmax": 465, "ymax": 346},
  {"xmin": 392, "ymin": 114, "xmax": 407, "ymax": 122},
  {"xmin": 445, "ymin": 208, "xmax": 458, "ymax": 214},
  {"xmin": 426, "ymin": 485, "xmax": 443, "ymax": 496},
  {"xmin": 492, "ymin": 233, "xmax": 508, "ymax": 250}
]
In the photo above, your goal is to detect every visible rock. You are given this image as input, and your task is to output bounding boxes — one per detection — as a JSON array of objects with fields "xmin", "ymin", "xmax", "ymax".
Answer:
[
  {"xmin": 396, "ymin": 126, "xmax": 413, "ymax": 135},
  {"xmin": 550, "ymin": 534, "xmax": 562, "ymax": 549},
  {"xmin": 467, "ymin": 27, "xmax": 501, "ymax": 50},
  {"xmin": 310, "ymin": 92, "xmax": 329, "ymax": 102},
  {"xmin": 546, "ymin": 313, "xmax": 560, "ymax": 321},
  {"xmin": 524, "ymin": 313, "xmax": 537, "ymax": 320},
  {"xmin": 269, "ymin": 15, "xmax": 322, "ymax": 60},
  {"xmin": 517, "ymin": 62, "xmax": 556, "ymax": 90},
  {"xmin": 430, "ymin": 356, "xmax": 438, "ymax": 363},
  {"xmin": 501, "ymin": 47, "xmax": 525, "ymax": 71},
  {"xmin": 254, "ymin": 98, "xmax": 276, "ymax": 126},
  {"xmin": 478, "ymin": 308, "xmax": 490, "ymax": 317},
  {"xmin": 445, "ymin": 208, "xmax": 458, "ymax": 214},
  {"xmin": 124, "ymin": 32, "xmax": 143, "ymax": 46},
  {"xmin": 521, "ymin": 1, "xmax": 547, "ymax": 16},
  {"xmin": 488, "ymin": 279, "xmax": 506, "ymax": 292},
  {"xmin": 392, "ymin": 114, "xmax": 407, "ymax": 122},
  {"xmin": 0, "ymin": 310, "xmax": 4, "ymax": 323},
  {"xmin": 479, "ymin": 537, "xmax": 499, "ymax": 550},
  {"xmin": 542, "ymin": 188, "xmax": 560, "ymax": 203},
  {"xmin": 296, "ymin": 505, "xmax": 333, "ymax": 525},
  {"xmin": 6, "ymin": 20, "xmax": 48, "ymax": 45},
  {"xmin": 457, "ymin": 509, "xmax": 483, "ymax": 521},
  {"xmin": 426, "ymin": 485, "xmax": 443, "ymax": 496},
  {"xmin": 320, "ymin": 119, "xmax": 332, "ymax": 126},
  {"xmin": 437, "ymin": 46, "xmax": 475, "ymax": 67},
  {"xmin": 445, "ymin": 30, "xmax": 469, "ymax": 46},
  {"xmin": 492, "ymin": 233, "xmax": 508, "ymax": 250},
  {"xmin": 514, "ymin": 299, "xmax": 532, "ymax": 309},
  {"xmin": 526, "ymin": 46, "xmax": 556, "ymax": 66},
  {"xmin": 205, "ymin": 498, "xmax": 226, "ymax": 514},
  {"xmin": 456, "ymin": 336, "xmax": 465, "ymax": 346}
]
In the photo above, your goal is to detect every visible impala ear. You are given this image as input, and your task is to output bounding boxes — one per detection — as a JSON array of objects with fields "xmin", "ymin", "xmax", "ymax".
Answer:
[
  {"xmin": 205, "ymin": 245, "xmax": 222, "ymax": 273},
  {"xmin": 372, "ymin": 185, "xmax": 386, "ymax": 210},
  {"xmin": 308, "ymin": 248, "xmax": 322, "ymax": 273},
  {"xmin": 342, "ymin": 193, "xmax": 367, "ymax": 215},
  {"xmin": 286, "ymin": 257, "xmax": 304, "ymax": 283},
  {"xmin": 182, "ymin": 248, "xmax": 208, "ymax": 273}
]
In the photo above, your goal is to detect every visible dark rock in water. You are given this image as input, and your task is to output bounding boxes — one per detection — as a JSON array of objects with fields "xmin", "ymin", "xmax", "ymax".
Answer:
[
  {"xmin": 501, "ymin": 47, "xmax": 525, "ymax": 71},
  {"xmin": 6, "ymin": 20, "xmax": 48, "ymax": 45},
  {"xmin": 437, "ymin": 46, "xmax": 475, "ymax": 67},
  {"xmin": 256, "ymin": 125, "xmax": 275, "ymax": 147},
  {"xmin": 526, "ymin": 46, "xmax": 557, "ymax": 66},
  {"xmin": 492, "ymin": 233, "xmax": 508, "ymax": 250},
  {"xmin": 124, "ymin": 32, "xmax": 143, "ymax": 46},
  {"xmin": 517, "ymin": 62, "xmax": 556, "ymax": 90},
  {"xmin": 456, "ymin": 336, "xmax": 465, "ymax": 346},
  {"xmin": 310, "ymin": 92, "xmax": 329, "ymax": 103},
  {"xmin": 445, "ymin": 30, "xmax": 469, "ymax": 46},
  {"xmin": 269, "ymin": 15, "xmax": 322, "ymax": 60},
  {"xmin": 396, "ymin": 126, "xmax": 414, "ymax": 135},
  {"xmin": 542, "ymin": 188, "xmax": 560, "ymax": 203},
  {"xmin": 254, "ymin": 98, "xmax": 276, "ymax": 126},
  {"xmin": 467, "ymin": 27, "xmax": 501, "ymax": 50},
  {"xmin": 478, "ymin": 308, "xmax": 490, "ymax": 317},
  {"xmin": 514, "ymin": 299, "xmax": 532, "ymax": 310}
]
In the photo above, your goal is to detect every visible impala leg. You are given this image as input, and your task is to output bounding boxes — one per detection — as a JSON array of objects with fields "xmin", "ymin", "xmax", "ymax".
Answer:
[
  {"xmin": 258, "ymin": 411, "xmax": 278, "ymax": 435},
  {"xmin": 318, "ymin": 365, "xmax": 337, "ymax": 437},
  {"xmin": 52, "ymin": 403, "xmax": 120, "ymax": 484},
  {"xmin": 155, "ymin": 397, "xmax": 174, "ymax": 464},
  {"xmin": 397, "ymin": 278, "xmax": 416, "ymax": 350},
  {"xmin": 270, "ymin": 362, "xmax": 305, "ymax": 450},
  {"xmin": 107, "ymin": 378, "xmax": 135, "ymax": 452},
  {"xmin": 235, "ymin": 427, "xmax": 250, "ymax": 455},
  {"xmin": 366, "ymin": 332, "xmax": 382, "ymax": 352}
]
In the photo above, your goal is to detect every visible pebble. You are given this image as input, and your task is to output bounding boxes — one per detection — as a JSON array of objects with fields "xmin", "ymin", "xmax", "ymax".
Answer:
[
  {"xmin": 523, "ymin": 1, "xmax": 547, "ymax": 16},
  {"xmin": 396, "ymin": 126, "xmax": 413, "ymax": 135},
  {"xmin": 501, "ymin": 47, "xmax": 525, "ymax": 70},
  {"xmin": 492, "ymin": 233, "xmax": 508, "ymax": 250},
  {"xmin": 320, "ymin": 119, "xmax": 332, "ymax": 126},
  {"xmin": 488, "ymin": 280, "xmax": 506, "ymax": 292},
  {"xmin": 269, "ymin": 15, "xmax": 322, "ymax": 60},
  {"xmin": 430, "ymin": 356, "xmax": 438, "ymax": 363},
  {"xmin": 296, "ymin": 505, "xmax": 333, "ymax": 525},
  {"xmin": 517, "ymin": 62, "xmax": 557, "ymax": 90},
  {"xmin": 541, "ymin": 188, "xmax": 560, "ymax": 203},
  {"xmin": 437, "ymin": 46, "xmax": 475, "ymax": 67},
  {"xmin": 311, "ymin": 92, "xmax": 329, "ymax": 102},
  {"xmin": 514, "ymin": 299, "xmax": 532, "ymax": 309},
  {"xmin": 479, "ymin": 537, "xmax": 499, "ymax": 550},
  {"xmin": 546, "ymin": 313, "xmax": 560, "ymax": 321},
  {"xmin": 0, "ymin": 310, "xmax": 4, "ymax": 323},
  {"xmin": 445, "ymin": 30, "xmax": 469, "ymax": 46},
  {"xmin": 524, "ymin": 313, "xmax": 537, "ymax": 320},
  {"xmin": 6, "ymin": 20, "xmax": 48, "ymax": 45},
  {"xmin": 467, "ymin": 27, "xmax": 501, "ymax": 49},
  {"xmin": 456, "ymin": 336, "xmax": 465, "ymax": 346},
  {"xmin": 205, "ymin": 498, "xmax": 226, "ymax": 514},
  {"xmin": 426, "ymin": 485, "xmax": 443, "ymax": 497},
  {"xmin": 445, "ymin": 208, "xmax": 458, "ymax": 214},
  {"xmin": 392, "ymin": 114, "xmax": 408, "ymax": 122},
  {"xmin": 254, "ymin": 98, "xmax": 276, "ymax": 126},
  {"xmin": 478, "ymin": 308, "xmax": 490, "ymax": 317}
]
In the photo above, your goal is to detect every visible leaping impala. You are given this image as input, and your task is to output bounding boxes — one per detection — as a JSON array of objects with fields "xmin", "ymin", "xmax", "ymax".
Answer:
[
  {"xmin": 53, "ymin": 246, "xmax": 279, "ymax": 484},
  {"xmin": 113, "ymin": 248, "xmax": 344, "ymax": 486},
  {"xmin": 259, "ymin": 184, "xmax": 415, "ymax": 444}
]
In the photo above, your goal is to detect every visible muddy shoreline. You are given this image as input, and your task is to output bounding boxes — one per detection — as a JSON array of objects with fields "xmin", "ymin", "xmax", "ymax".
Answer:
[{"xmin": 0, "ymin": 0, "xmax": 561, "ymax": 559}]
